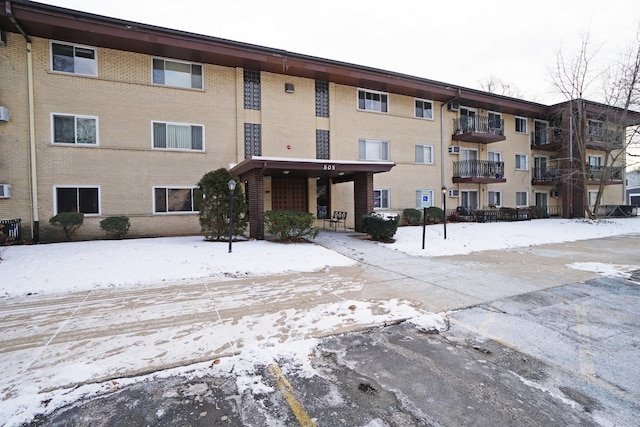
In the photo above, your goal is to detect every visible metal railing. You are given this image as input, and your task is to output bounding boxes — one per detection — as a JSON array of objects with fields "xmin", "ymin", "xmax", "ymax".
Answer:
[
  {"xmin": 587, "ymin": 166, "xmax": 623, "ymax": 181},
  {"xmin": 453, "ymin": 115, "xmax": 504, "ymax": 135},
  {"xmin": 531, "ymin": 127, "xmax": 562, "ymax": 147},
  {"xmin": 587, "ymin": 126, "xmax": 623, "ymax": 149},
  {"xmin": 532, "ymin": 167, "xmax": 562, "ymax": 182},
  {"xmin": 453, "ymin": 160, "xmax": 505, "ymax": 179}
]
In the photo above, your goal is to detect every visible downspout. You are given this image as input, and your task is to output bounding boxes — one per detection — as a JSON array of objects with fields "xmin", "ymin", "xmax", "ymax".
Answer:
[
  {"xmin": 440, "ymin": 89, "xmax": 461, "ymax": 194},
  {"xmin": 6, "ymin": 1, "xmax": 39, "ymax": 242}
]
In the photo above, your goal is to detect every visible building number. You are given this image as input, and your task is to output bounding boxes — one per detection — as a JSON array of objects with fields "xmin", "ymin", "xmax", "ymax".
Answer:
[{"xmin": 323, "ymin": 164, "xmax": 336, "ymax": 170}]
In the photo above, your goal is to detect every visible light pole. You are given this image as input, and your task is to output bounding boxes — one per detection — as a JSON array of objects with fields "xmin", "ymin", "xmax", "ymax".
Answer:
[
  {"xmin": 441, "ymin": 186, "xmax": 447, "ymax": 240},
  {"xmin": 228, "ymin": 179, "xmax": 236, "ymax": 253}
]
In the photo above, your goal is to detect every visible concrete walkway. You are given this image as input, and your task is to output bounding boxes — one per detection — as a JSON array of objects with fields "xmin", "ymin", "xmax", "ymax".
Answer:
[{"xmin": 1, "ymin": 229, "xmax": 639, "ymax": 424}]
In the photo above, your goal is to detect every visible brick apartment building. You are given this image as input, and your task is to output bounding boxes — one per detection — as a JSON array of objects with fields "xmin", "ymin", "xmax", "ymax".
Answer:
[{"xmin": 1, "ymin": 1, "xmax": 638, "ymax": 242}]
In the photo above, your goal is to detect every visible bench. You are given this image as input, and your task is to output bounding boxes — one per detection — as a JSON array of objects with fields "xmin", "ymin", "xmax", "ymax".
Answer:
[{"xmin": 323, "ymin": 211, "xmax": 347, "ymax": 231}]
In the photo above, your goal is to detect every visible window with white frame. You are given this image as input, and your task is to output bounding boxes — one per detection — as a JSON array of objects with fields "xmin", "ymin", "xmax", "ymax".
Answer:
[
  {"xmin": 415, "ymin": 144, "xmax": 434, "ymax": 164},
  {"xmin": 415, "ymin": 189, "xmax": 434, "ymax": 208},
  {"xmin": 154, "ymin": 187, "xmax": 199, "ymax": 213},
  {"xmin": 358, "ymin": 89, "xmax": 388, "ymax": 113},
  {"xmin": 152, "ymin": 122, "xmax": 203, "ymax": 151},
  {"xmin": 488, "ymin": 111, "xmax": 502, "ymax": 130},
  {"xmin": 52, "ymin": 114, "xmax": 98, "ymax": 145},
  {"xmin": 515, "ymin": 117, "xmax": 528, "ymax": 133},
  {"xmin": 374, "ymin": 189, "xmax": 390, "ymax": 209},
  {"xmin": 461, "ymin": 190, "xmax": 479, "ymax": 210},
  {"xmin": 51, "ymin": 41, "xmax": 97, "ymax": 76},
  {"xmin": 488, "ymin": 190, "xmax": 502, "ymax": 207},
  {"xmin": 515, "ymin": 154, "xmax": 529, "ymax": 170},
  {"xmin": 359, "ymin": 138, "xmax": 390, "ymax": 161},
  {"xmin": 415, "ymin": 99, "xmax": 433, "ymax": 119},
  {"xmin": 54, "ymin": 186, "xmax": 100, "ymax": 215},
  {"xmin": 588, "ymin": 155, "xmax": 603, "ymax": 168},
  {"xmin": 588, "ymin": 190, "xmax": 598, "ymax": 207},
  {"xmin": 152, "ymin": 58, "xmax": 203, "ymax": 89},
  {"xmin": 516, "ymin": 191, "xmax": 529, "ymax": 207},
  {"xmin": 488, "ymin": 151, "xmax": 502, "ymax": 162}
]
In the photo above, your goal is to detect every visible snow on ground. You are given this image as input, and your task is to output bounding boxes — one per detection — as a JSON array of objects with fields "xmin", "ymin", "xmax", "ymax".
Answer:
[{"xmin": 0, "ymin": 217, "xmax": 638, "ymax": 425}]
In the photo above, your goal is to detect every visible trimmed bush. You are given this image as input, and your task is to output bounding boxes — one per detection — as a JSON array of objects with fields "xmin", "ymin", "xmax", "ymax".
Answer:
[
  {"xmin": 100, "ymin": 216, "xmax": 131, "ymax": 239},
  {"xmin": 530, "ymin": 205, "xmax": 547, "ymax": 219},
  {"xmin": 198, "ymin": 168, "xmax": 248, "ymax": 241},
  {"xmin": 362, "ymin": 212, "xmax": 400, "ymax": 242},
  {"xmin": 425, "ymin": 206, "xmax": 444, "ymax": 224},
  {"xmin": 263, "ymin": 210, "xmax": 319, "ymax": 241},
  {"xmin": 402, "ymin": 208, "xmax": 422, "ymax": 226},
  {"xmin": 49, "ymin": 212, "xmax": 84, "ymax": 241}
]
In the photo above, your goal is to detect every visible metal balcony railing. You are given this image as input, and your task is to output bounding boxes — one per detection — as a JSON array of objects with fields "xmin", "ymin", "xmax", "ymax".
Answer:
[
  {"xmin": 587, "ymin": 126, "xmax": 623, "ymax": 149},
  {"xmin": 453, "ymin": 160, "xmax": 505, "ymax": 179},
  {"xmin": 453, "ymin": 115, "xmax": 504, "ymax": 135},
  {"xmin": 532, "ymin": 167, "xmax": 562, "ymax": 182},
  {"xmin": 531, "ymin": 127, "xmax": 562, "ymax": 147},
  {"xmin": 587, "ymin": 166, "xmax": 623, "ymax": 181}
]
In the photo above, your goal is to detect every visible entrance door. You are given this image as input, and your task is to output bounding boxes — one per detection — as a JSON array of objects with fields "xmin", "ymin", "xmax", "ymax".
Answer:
[
  {"xmin": 271, "ymin": 178, "xmax": 308, "ymax": 211},
  {"xmin": 460, "ymin": 107, "xmax": 477, "ymax": 132},
  {"xmin": 460, "ymin": 148, "xmax": 478, "ymax": 177},
  {"xmin": 535, "ymin": 192, "xmax": 548, "ymax": 214}
]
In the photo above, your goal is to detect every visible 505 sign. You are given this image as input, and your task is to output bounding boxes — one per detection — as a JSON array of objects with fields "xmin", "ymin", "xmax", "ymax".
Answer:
[{"xmin": 322, "ymin": 164, "xmax": 336, "ymax": 171}]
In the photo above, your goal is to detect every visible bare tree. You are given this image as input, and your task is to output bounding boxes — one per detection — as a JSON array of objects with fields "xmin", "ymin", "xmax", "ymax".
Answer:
[
  {"xmin": 550, "ymin": 30, "xmax": 640, "ymax": 218},
  {"xmin": 479, "ymin": 76, "xmax": 524, "ymax": 98}
]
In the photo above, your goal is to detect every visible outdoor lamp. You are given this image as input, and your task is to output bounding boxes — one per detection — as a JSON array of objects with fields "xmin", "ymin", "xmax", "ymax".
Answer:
[{"xmin": 228, "ymin": 179, "xmax": 236, "ymax": 253}]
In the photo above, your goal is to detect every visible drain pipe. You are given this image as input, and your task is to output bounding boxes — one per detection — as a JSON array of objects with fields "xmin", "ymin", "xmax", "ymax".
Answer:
[
  {"xmin": 440, "ymin": 89, "xmax": 461, "ymax": 196},
  {"xmin": 6, "ymin": 1, "xmax": 39, "ymax": 242}
]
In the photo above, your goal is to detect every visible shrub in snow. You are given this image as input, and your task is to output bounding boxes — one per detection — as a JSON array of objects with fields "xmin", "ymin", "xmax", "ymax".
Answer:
[
  {"xmin": 362, "ymin": 212, "xmax": 400, "ymax": 242},
  {"xmin": 49, "ymin": 212, "xmax": 84, "ymax": 241},
  {"xmin": 100, "ymin": 216, "xmax": 131, "ymax": 239},
  {"xmin": 263, "ymin": 210, "xmax": 319, "ymax": 241},
  {"xmin": 197, "ymin": 168, "xmax": 248, "ymax": 241},
  {"xmin": 425, "ymin": 207, "xmax": 444, "ymax": 224},
  {"xmin": 402, "ymin": 208, "xmax": 422, "ymax": 226}
]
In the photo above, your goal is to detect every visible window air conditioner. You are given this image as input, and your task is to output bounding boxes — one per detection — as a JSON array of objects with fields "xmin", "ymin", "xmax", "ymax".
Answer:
[
  {"xmin": 448, "ymin": 189, "xmax": 460, "ymax": 197},
  {"xmin": 551, "ymin": 190, "xmax": 559, "ymax": 198},
  {"xmin": 0, "ymin": 106, "xmax": 9, "ymax": 122},
  {"xmin": 0, "ymin": 184, "xmax": 11, "ymax": 198},
  {"xmin": 448, "ymin": 145, "xmax": 460, "ymax": 154},
  {"xmin": 447, "ymin": 102, "xmax": 459, "ymax": 112}
]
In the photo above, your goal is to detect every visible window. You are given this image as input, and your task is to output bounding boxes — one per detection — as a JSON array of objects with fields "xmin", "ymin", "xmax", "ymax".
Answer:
[
  {"xmin": 415, "ymin": 99, "xmax": 433, "ymax": 119},
  {"xmin": 533, "ymin": 120, "xmax": 549, "ymax": 145},
  {"xmin": 415, "ymin": 144, "xmax": 434, "ymax": 164},
  {"xmin": 51, "ymin": 41, "xmax": 97, "ymax": 76},
  {"xmin": 588, "ymin": 155, "xmax": 603, "ymax": 168},
  {"xmin": 516, "ymin": 191, "xmax": 529, "ymax": 207},
  {"xmin": 315, "ymin": 81, "xmax": 329, "ymax": 117},
  {"xmin": 488, "ymin": 151, "xmax": 502, "ymax": 162},
  {"xmin": 488, "ymin": 111, "xmax": 502, "ymax": 130},
  {"xmin": 154, "ymin": 187, "xmax": 199, "ymax": 213},
  {"xmin": 244, "ymin": 123, "xmax": 261, "ymax": 158},
  {"xmin": 415, "ymin": 189, "xmax": 434, "ymax": 208},
  {"xmin": 152, "ymin": 58, "xmax": 202, "ymax": 89},
  {"xmin": 152, "ymin": 122, "xmax": 203, "ymax": 151},
  {"xmin": 374, "ymin": 189, "xmax": 390, "ymax": 209},
  {"xmin": 488, "ymin": 190, "xmax": 502, "ymax": 207},
  {"xmin": 588, "ymin": 190, "xmax": 598, "ymax": 208},
  {"xmin": 461, "ymin": 190, "xmax": 479, "ymax": 210},
  {"xmin": 316, "ymin": 129, "xmax": 330, "ymax": 160},
  {"xmin": 358, "ymin": 89, "xmax": 388, "ymax": 113},
  {"xmin": 515, "ymin": 117, "xmax": 528, "ymax": 134},
  {"xmin": 55, "ymin": 186, "xmax": 100, "ymax": 215},
  {"xmin": 52, "ymin": 114, "xmax": 98, "ymax": 145},
  {"xmin": 244, "ymin": 70, "xmax": 261, "ymax": 110},
  {"xmin": 359, "ymin": 139, "xmax": 389, "ymax": 161},
  {"xmin": 515, "ymin": 154, "xmax": 529, "ymax": 170}
]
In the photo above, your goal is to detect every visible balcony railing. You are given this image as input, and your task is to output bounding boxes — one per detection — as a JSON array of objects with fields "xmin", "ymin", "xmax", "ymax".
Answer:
[
  {"xmin": 453, "ymin": 160, "xmax": 505, "ymax": 183},
  {"xmin": 531, "ymin": 127, "xmax": 563, "ymax": 148},
  {"xmin": 587, "ymin": 166, "xmax": 623, "ymax": 182},
  {"xmin": 532, "ymin": 167, "xmax": 562, "ymax": 183},
  {"xmin": 587, "ymin": 126, "xmax": 623, "ymax": 150},
  {"xmin": 452, "ymin": 115, "xmax": 506, "ymax": 143}
]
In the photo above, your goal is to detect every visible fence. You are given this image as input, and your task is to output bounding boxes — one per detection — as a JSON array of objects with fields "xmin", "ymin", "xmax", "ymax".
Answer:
[{"xmin": 0, "ymin": 218, "xmax": 21, "ymax": 242}]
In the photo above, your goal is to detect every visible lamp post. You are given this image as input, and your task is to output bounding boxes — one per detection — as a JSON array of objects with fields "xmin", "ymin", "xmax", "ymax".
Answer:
[
  {"xmin": 228, "ymin": 179, "xmax": 236, "ymax": 253},
  {"xmin": 441, "ymin": 186, "xmax": 447, "ymax": 240}
]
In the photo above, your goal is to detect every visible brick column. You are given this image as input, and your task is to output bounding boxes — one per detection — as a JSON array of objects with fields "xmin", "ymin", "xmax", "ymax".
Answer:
[
  {"xmin": 353, "ymin": 172, "xmax": 373, "ymax": 232},
  {"xmin": 245, "ymin": 170, "xmax": 264, "ymax": 239}
]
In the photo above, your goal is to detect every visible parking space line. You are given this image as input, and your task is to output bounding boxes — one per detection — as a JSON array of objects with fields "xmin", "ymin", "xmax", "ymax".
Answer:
[{"xmin": 268, "ymin": 364, "xmax": 316, "ymax": 427}]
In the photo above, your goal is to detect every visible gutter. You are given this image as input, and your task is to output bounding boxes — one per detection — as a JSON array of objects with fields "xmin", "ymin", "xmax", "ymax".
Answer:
[{"xmin": 6, "ymin": 0, "xmax": 39, "ymax": 242}]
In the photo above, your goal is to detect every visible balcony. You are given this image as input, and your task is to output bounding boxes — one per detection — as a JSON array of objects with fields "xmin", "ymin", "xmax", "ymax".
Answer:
[
  {"xmin": 532, "ymin": 167, "xmax": 562, "ymax": 185},
  {"xmin": 531, "ymin": 127, "xmax": 563, "ymax": 151},
  {"xmin": 452, "ymin": 116, "xmax": 506, "ymax": 144},
  {"xmin": 587, "ymin": 166, "xmax": 623, "ymax": 183},
  {"xmin": 586, "ymin": 126, "xmax": 623, "ymax": 150},
  {"xmin": 452, "ymin": 160, "xmax": 506, "ymax": 183}
]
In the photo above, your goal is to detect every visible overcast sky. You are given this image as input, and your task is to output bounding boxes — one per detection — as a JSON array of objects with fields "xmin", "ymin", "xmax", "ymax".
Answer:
[{"xmin": 37, "ymin": 0, "xmax": 640, "ymax": 104}]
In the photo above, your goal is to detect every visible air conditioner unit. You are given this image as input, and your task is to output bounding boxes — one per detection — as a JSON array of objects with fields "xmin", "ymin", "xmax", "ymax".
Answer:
[
  {"xmin": 0, "ymin": 184, "xmax": 11, "ymax": 198},
  {"xmin": 551, "ymin": 190, "xmax": 559, "ymax": 198},
  {"xmin": 448, "ymin": 145, "xmax": 460, "ymax": 154},
  {"xmin": 0, "ymin": 106, "xmax": 9, "ymax": 122},
  {"xmin": 447, "ymin": 102, "xmax": 459, "ymax": 112},
  {"xmin": 448, "ymin": 189, "xmax": 460, "ymax": 197}
]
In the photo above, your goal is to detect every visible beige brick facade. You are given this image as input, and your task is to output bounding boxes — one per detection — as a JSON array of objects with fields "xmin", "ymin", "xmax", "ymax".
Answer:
[{"xmin": 0, "ymin": 4, "xmax": 633, "ymax": 242}]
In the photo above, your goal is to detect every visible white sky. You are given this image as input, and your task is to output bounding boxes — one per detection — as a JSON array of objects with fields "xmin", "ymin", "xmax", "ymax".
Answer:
[
  {"xmin": 36, "ymin": 0, "xmax": 640, "ymax": 104},
  {"xmin": 2, "ymin": 218, "xmax": 640, "ymax": 424}
]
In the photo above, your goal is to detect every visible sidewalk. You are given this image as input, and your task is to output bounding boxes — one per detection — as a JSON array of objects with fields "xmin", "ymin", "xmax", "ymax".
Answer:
[{"xmin": 1, "ymin": 229, "xmax": 639, "ymax": 424}]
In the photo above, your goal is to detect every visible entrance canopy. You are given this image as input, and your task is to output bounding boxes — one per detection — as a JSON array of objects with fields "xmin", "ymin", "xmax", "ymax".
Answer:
[
  {"xmin": 231, "ymin": 156, "xmax": 394, "ymax": 182},
  {"xmin": 230, "ymin": 156, "xmax": 395, "ymax": 239}
]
